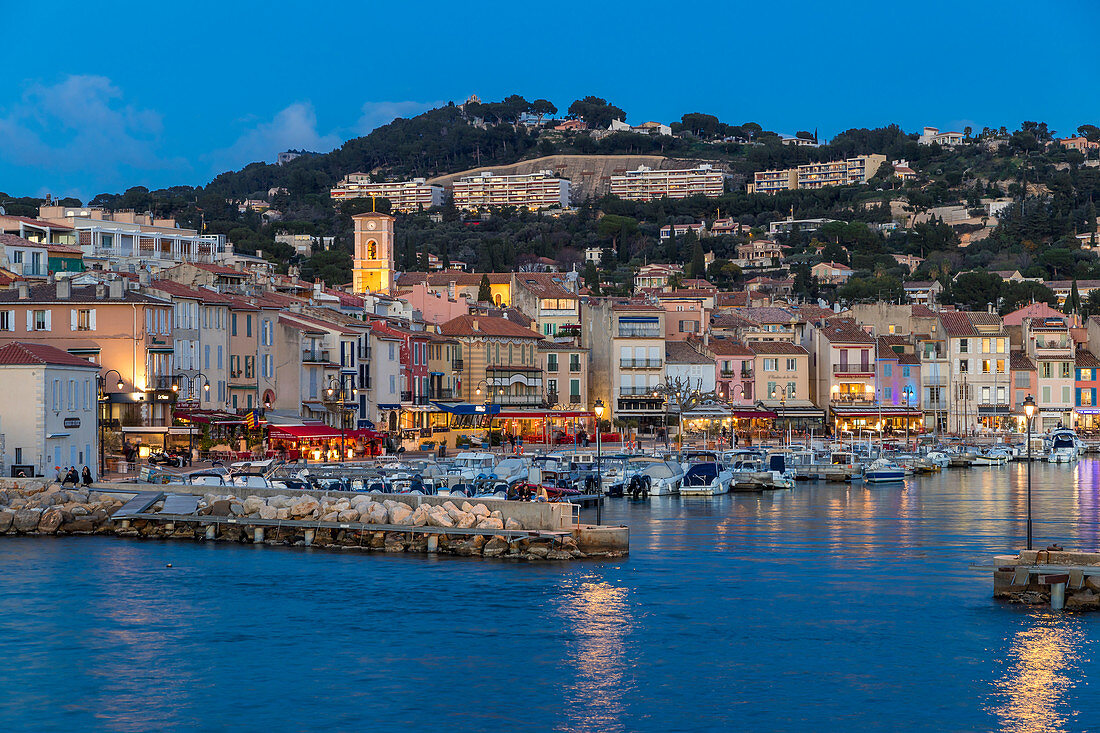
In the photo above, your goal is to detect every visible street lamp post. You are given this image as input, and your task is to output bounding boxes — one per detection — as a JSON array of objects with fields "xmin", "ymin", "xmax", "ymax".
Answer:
[
  {"xmin": 97, "ymin": 370, "xmax": 125, "ymax": 478},
  {"xmin": 325, "ymin": 375, "xmax": 358, "ymax": 461},
  {"xmin": 594, "ymin": 398, "xmax": 605, "ymax": 525},
  {"xmin": 475, "ymin": 380, "xmax": 504, "ymax": 453},
  {"xmin": 171, "ymin": 373, "xmax": 210, "ymax": 461},
  {"xmin": 1023, "ymin": 394, "xmax": 1036, "ymax": 551}
]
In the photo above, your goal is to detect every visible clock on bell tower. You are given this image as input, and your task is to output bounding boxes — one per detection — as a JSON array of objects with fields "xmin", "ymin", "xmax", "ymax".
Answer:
[{"xmin": 351, "ymin": 212, "xmax": 395, "ymax": 294}]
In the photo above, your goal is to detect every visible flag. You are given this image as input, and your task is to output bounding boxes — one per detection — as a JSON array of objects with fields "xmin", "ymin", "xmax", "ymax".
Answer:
[{"xmin": 245, "ymin": 410, "xmax": 256, "ymax": 429}]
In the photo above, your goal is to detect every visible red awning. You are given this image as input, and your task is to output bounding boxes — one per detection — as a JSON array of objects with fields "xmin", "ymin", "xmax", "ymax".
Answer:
[
  {"xmin": 731, "ymin": 409, "xmax": 777, "ymax": 418},
  {"xmin": 496, "ymin": 410, "xmax": 595, "ymax": 419},
  {"xmin": 346, "ymin": 428, "xmax": 382, "ymax": 440},
  {"xmin": 268, "ymin": 424, "xmax": 343, "ymax": 440}
]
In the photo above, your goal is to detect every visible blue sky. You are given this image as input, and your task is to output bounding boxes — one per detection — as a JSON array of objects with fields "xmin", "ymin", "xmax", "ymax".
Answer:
[{"xmin": 1, "ymin": 0, "xmax": 1096, "ymax": 201}]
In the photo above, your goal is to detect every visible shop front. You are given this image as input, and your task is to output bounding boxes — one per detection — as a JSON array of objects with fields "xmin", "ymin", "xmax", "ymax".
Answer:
[
  {"xmin": 268, "ymin": 422, "xmax": 380, "ymax": 461},
  {"xmin": 830, "ymin": 404, "xmax": 923, "ymax": 439}
]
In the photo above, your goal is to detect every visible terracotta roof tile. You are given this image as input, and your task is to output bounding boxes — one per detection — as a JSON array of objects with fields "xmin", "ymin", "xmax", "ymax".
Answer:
[
  {"xmin": 939, "ymin": 311, "xmax": 979, "ymax": 337},
  {"xmin": 440, "ymin": 315, "xmax": 540, "ymax": 339},
  {"xmin": 819, "ymin": 318, "xmax": 876, "ymax": 344},
  {"xmin": 1076, "ymin": 349, "xmax": 1100, "ymax": 369},
  {"xmin": 665, "ymin": 341, "xmax": 712, "ymax": 364},
  {"xmin": 1010, "ymin": 350, "xmax": 1036, "ymax": 371},
  {"xmin": 0, "ymin": 342, "xmax": 98, "ymax": 368},
  {"xmin": 747, "ymin": 341, "xmax": 807, "ymax": 355}
]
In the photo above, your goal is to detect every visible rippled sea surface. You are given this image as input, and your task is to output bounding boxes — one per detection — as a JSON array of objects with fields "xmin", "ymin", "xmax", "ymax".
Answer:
[{"xmin": 3, "ymin": 460, "xmax": 1100, "ymax": 732}]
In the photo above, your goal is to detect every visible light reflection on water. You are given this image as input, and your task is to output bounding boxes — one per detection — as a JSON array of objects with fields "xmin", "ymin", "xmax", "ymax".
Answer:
[
  {"xmin": 556, "ymin": 577, "xmax": 633, "ymax": 733},
  {"xmin": 1, "ymin": 460, "xmax": 1099, "ymax": 730},
  {"xmin": 991, "ymin": 616, "xmax": 1088, "ymax": 733}
]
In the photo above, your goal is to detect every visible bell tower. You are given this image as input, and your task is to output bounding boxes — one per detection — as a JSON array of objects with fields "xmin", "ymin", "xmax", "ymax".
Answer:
[{"xmin": 352, "ymin": 212, "xmax": 395, "ymax": 294}]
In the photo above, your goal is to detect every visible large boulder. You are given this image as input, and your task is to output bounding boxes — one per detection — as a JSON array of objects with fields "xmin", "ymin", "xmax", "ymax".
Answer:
[
  {"xmin": 469, "ymin": 503, "xmax": 491, "ymax": 519},
  {"xmin": 409, "ymin": 505, "xmax": 432, "ymax": 527},
  {"xmin": 455, "ymin": 511, "xmax": 478, "ymax": 529},
  {"xmin": 290, "ymin": 498, "xmax": 320, "ymax": 518},
  {"xmin": 320, "ymin": 511, "xmax": 339, "ymax": 522},
  {"xmin": 243, "ymin": 496, "xmax": 267, "ymax": 514},
  {"xmin": 38, "ymin": 508, "xmax": 65, "ymax": 534},
  {"xmin": 337, "ymin": 509, "xmax": 360, "ymax": 523},
  {"xmin": 0, "ymin": 510, "xmax": 13, "ymax": 533},
  {"xmin": 387, "ymin": 503, "xmax": 413, "ymax": 525},
  {"xmin": 13, "ymin": 509, "xmax": 42, "ymax": 533},
  {"xmin": 1067, "ymin": 590, "xmax": 1100, "ymax": 610},
  {"xmin": 258, "ymin": 505, "xmax": 278, "ymax": 520},
  {"xmin": 229, "ymin": 502, "xmax": 246, "ymax": 516},
  {"xmin": 333, "ymin": 499, "xmax": 351, "ymax": 512},
  {"xmin": 367, "ymin": 503, "xmax": 388, "ymax": 525},
  {"xmin": 483, "ymin": 536, "xmax": 509, "ymax": 557},
  {"xmin": 505, "ymin": 518, "xmax": 523, "ymax": 531},
  {"xmin": 276, "ymin": 508, "xmax": 290, "ymax": 520},
  {"xmin": 428, "ymin": 507, "xmax": 454, "ymax": 528},
  {"xmin": 477, "ymin": 516, "xmax": 504, "ymax": 530},
  {"xmin": 203, "ymin": 499, "xmax": 233, "ymax": 517}
]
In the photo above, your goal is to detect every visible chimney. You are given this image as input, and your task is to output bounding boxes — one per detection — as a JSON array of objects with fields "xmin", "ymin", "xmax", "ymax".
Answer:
[
  {"xmin": 16, "ymin": 281, "xmax": 29, "ymax": 300},
  {"xmin": 108, "ymin": 279, "xmax": 124, "ymax": 300},
  {"xmin": 138, "ymin": 270, "xmax": 151, "ymax": 287},
  {"xmin": 471, "ymin": 319, "xmax": 479, "ymax": 332},
  {"xmin": 56, "ymin": 277, "xmax": 71, "ymax": 300},
  {"xmin": 96, "ymin": 282, "xmax": 106, "ymax": 300}
]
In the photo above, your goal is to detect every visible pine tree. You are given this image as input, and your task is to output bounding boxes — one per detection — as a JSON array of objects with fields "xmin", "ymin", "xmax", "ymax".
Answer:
[
  {"xmin": 690, "ymin": 242, "xmax": 705, "ymax": 279},
  {"xmin": 1067, "ymin": 279, "xmax": 1081, "ymax": 316},
  {"xmin": 478, "ymin": 274, "xmax": 492, "ymax": 303}
]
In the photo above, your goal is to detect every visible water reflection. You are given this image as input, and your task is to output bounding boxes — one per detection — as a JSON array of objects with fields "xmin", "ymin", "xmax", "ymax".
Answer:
[
  {"xmin": 556, "ymin": 575, "xmax": 633, "ymax": 733},
  {"xmin": 990, "ymin": 617, "xmax": 1088, "ymax": 733}
]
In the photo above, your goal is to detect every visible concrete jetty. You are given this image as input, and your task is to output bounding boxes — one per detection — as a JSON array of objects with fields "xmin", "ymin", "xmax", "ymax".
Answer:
[
  {"xmin": 0, "ymin": 479, "xmax": 628, "ymax": 560},
  {"xmin": 975, "ymin": 549, "xmax": 1100, "ymax": 611}
]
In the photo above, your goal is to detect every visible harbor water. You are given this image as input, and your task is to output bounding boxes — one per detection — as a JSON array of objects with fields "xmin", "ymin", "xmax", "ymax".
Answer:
[{"xmin": 3, "ymin": 460, "xmax": 1100, "ymax": 731}]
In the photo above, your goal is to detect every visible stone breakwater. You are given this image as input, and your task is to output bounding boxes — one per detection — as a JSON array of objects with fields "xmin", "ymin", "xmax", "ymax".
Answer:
[{"xmin": 0, "ymin": 484, "xmax": 621, "ymax": 560}]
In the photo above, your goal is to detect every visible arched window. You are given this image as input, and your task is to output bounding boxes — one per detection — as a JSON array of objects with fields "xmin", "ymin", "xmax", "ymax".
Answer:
[{"xmin": 367, "ymin": 239, "xmax": 377, "ymax": 259}]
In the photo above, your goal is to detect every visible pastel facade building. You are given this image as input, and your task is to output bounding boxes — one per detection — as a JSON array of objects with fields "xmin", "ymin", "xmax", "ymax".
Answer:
[
  {"xmin": 609, "ymin": 165, "xmax": 724, "ymax": 201},
  {"xmin": 452, "ymin": 171, "xmax": 570, "ymax": 211},
  {"xmin": 0, "ymin": 342, "xmax": 101, "ymax": 478},
  {"xmin": 329, "ymin": 175, "xmax": 445, "ymax": 212}
]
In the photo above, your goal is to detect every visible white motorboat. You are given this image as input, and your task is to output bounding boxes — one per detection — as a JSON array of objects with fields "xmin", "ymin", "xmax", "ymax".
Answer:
[
  {"xmin": 638, "ymin": 460, "xmax": 684, "ymax": 496},
  {"xmin": 680, "ymin": 460, "xmax": 733, "ymax": 496},
  {"xmin": 972, "ymin": 448, "xmax": 1011, "ymax": 466},
  {"xmin": 863, "ymin": 458, "xmax": 906, "ymax": 484},
  {"xmin": 445, "ymin": 452, "xmax": 499, "ymax": 481},
  {"xmin": 1047, "ymin": 429, "xmax": 1080, "ymax": 463}
]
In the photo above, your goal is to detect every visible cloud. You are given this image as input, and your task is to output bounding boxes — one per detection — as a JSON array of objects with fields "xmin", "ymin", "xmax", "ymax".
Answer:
[
  {"xmin": 0, "ymin": 74, "xmax": 187, "ymax": 193},
  {"xmin": 207, "ymin": 102, "xmax": 340, "ymax": 174},
  {"xmin": 355, "ymin": 100, "xmax": 441, "ymax": 136}
]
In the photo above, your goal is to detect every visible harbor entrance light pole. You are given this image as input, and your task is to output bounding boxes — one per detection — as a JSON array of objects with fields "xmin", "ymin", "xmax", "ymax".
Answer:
[
  {"xmin": 325, "ymin": 375, "xmax": 358, "ymax": 461},
  {"xmin": 475, "ymin": 380, "xmax": 503, "ymax": 453},
  {"xmin": 97, "ymin": 370, "xmax": 125, "ymax": 478},
  {"xmin": 594, "ymin": 398, "xmax": 605, "ymax": 525},
  {"xmin": 1023, "ymin": 394, "xmax": 1036, "ymax": 550},
  {"xmin": 172, "ymin": 373, "xmax": 210, "ymax": 461}
]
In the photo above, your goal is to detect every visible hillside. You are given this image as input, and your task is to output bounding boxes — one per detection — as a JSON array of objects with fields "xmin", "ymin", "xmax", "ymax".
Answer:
[{"xmin": 4, "ymin": 96, "xmax": 1099, "ymax": 311}]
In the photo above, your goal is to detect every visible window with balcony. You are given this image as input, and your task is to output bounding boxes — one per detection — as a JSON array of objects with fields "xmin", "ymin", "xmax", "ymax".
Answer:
[
  {"xmin": 547, "ymin": 354, "xmax": 558, "ymax": 372},
  {"xmin": 570, "ymin": 354, "xmax": 580, "ymax": 372},
  {"xmin": 982, "ymin": 359, "xmax": 992, "ymax": 374}
]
